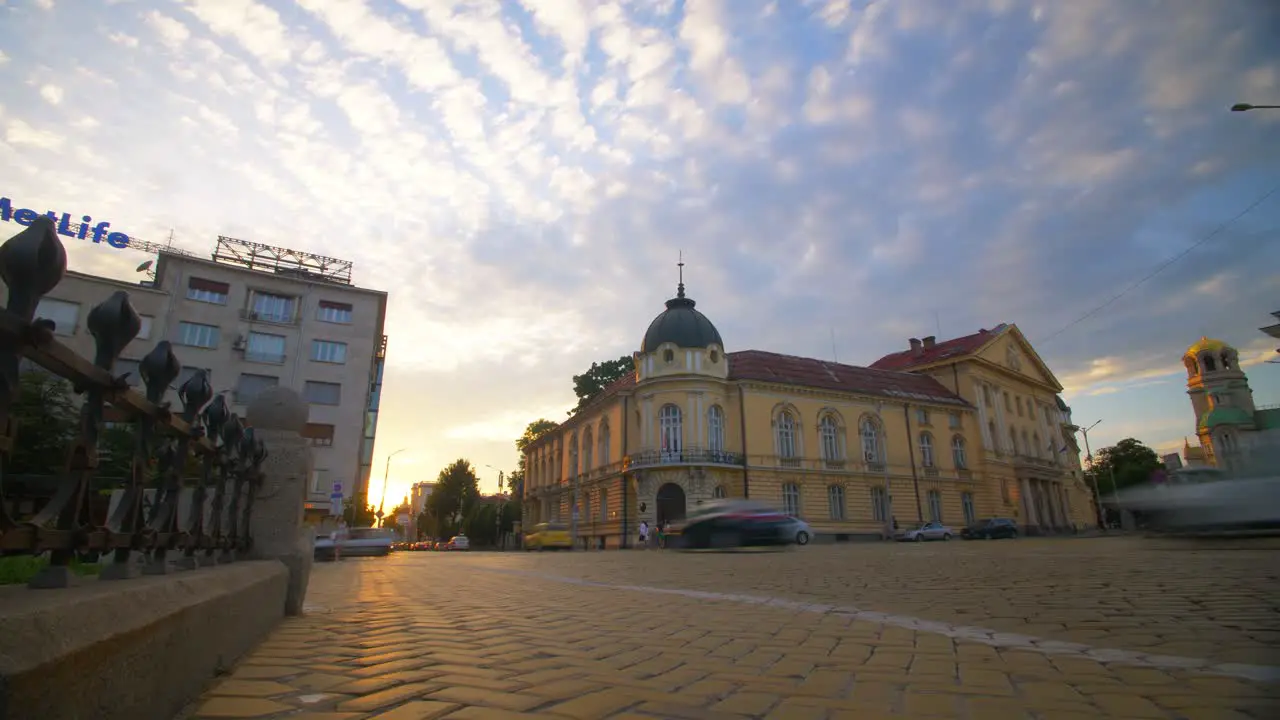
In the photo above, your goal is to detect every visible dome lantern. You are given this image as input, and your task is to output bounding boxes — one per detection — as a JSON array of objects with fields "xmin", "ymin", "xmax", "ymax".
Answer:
[{"xmin": 640, "ymin": 255, "xmax": 723, "ymax": 353}]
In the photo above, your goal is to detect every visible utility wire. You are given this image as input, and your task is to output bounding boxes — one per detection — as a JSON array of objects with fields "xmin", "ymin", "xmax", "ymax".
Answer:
[{"xmin": 1037, "ymin": 182, "xmax": 1280, "ymax": 346}]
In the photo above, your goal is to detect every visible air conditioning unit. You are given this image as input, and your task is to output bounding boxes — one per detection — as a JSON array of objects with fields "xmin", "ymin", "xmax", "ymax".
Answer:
[
  {"xmin": 232, "ymin": 335, "xmax": 247, "ymax": 351},
  {"xmin": 864, "ymin": 451, "xmax": 876, "ymax": 462}
]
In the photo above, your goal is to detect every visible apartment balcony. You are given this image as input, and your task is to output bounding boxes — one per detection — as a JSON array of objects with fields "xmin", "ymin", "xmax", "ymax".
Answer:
[
  {"xmin": 239, "ymin": 308, "xmax": 299, "ymax": 326},
  {"xmin": 243, "ymin": 350, "xmax": 286, "ymax": 365},
  {"xmin": 623, "ymin": 447, "xmax": 744, "ymax": 471},
  {"xmin": 1011, "ymin": 454, "xmax": 1064, "ymax": 477}
]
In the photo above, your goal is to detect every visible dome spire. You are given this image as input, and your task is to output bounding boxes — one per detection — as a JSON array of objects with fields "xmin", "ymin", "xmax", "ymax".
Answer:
[{"xmin": 677, "ymin": 250, "xmax": 685, "ymax": 299}]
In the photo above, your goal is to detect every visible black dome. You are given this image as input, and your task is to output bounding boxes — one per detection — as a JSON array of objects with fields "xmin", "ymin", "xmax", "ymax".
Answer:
[{"xmin": 641, "ymin": 284, "xmax": 723, "ymax": 353}]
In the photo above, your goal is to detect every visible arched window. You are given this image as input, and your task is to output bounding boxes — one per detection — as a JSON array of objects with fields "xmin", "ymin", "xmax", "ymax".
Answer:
[
  {"xmin": 1021, "ymin": 430, "xmax": 1030, "ymax": 457},
  {"xmin": 860, "ymin": 417, "xmax": 882, "ymax": 464},
  {"xmin": 870, "ymin": 486, "xmax": 889, "ymax": 522},
  {"xmin": 1009, "ymin": 428, "xmax": 1018, "ymax": 455},
  {"xmin": 713, "ymin": 485, "xmax": 727, "ymax": 499},
  {"xmin": 782, "ymin": 482, "xmax": 800, "ymax": 515},
  {"xmin": 827, "ymin": 484, "xmax": 846, "ymax": 520},
  {"xmin": 1203, "ymin": 354, "xmax": 1216, "ymax": 372},
  {"xmin": 663, "ymin": 348, "xmax": 675, "ymax": 364},
  {"xmin": 659, "ymin": 404, "xmax": 682, "ymax": 455},
  {"xmin": 569, "ymin": 433, "xmax": 579, "ymax": 477},
  {"xmin": 819, "ymin": 414, "xmax": 842, "ymax": 464},
  {"xmin": 1221, "ymin": 353, "xmax": 1233, "ymax": 370},
  {"xmin": 952, "ymin": 435, "xmax": 967, "ymax": 469},
  {"xmin": 987, "ymin": 420, "xmax": 998, "ymax": 452},
  {"xmin": 982, "ymin": 386, "xmax": 993, "ymax": 407},
  {"xmin": 927, "ymin": 489, "xmax": 943, "ymax": 522},
  {"xmin": 919, "ymin": 432, "xmax": 935, "ymax": 467},
  {"xmin": 598, "ymin": 421, "xmax": 610, "ymax": 465},
  {"xmin": 776, "ymin": 411, "xmax": 797, "ymax": 459},
  {"xmin": 1032, "ymin": 432, "xmax": 1041, "ymax": 458},
  {"xmin": 708, "ymin": 405, "xmax": 725, "ymax": 453},
  {"xmin": 582, "ymin": 427, "xmax": 594, "ymax": 471}
]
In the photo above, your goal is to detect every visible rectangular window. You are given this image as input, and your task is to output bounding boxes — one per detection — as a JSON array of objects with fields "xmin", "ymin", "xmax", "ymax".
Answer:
[
  {"xmin": 137, "ymin": 315, "xmax": 154, "ymax": 340},
  {"xmin": 364, "ymin": 410, "xmax": 378, "ymax": 439},
  {"xmin": 870, "ymin": 487, "xmax": 888, "ymax": 522},
  {"xmin": 303, "ymin": 423, "xmax": 335, "ymax": 447},
  {"xmin": 311, "ymin": 340, "xmax": 348, "ymax": 364},
  {"xmin": 317, "ymin": 300, "xmax": 353, "ymax": 324},
  {"xmin": 915, "ymin": 408, "xmax": 930, "ymax": 425},
  {"xmin": 827, "ymin": 485, "xmax": 845, "ymax": 520},
  {"xmin": 235, "ymin": 373, "xmax": 278, "ymax": 405},
  {"xmin": 36, "ymin": 298, "xmax": 80, "ymax": 336},
  {"xmin": 187, "ymin": 277, "xmax": 229, "ymax": 305},
  {"xmin": 249, "ymin": 291, "xmax": 297, "ymax": 324},
  {"xmin": 311, "ymin": 468, "xmax": 328, "ymax": 493},
  {"xmin": 114, "ymin": 358, "xmax": 142, "ymax": 387},
  {"xmin": 304, "ymin": 380, "xmax": 341, "ymax": 405},
  {"xmin": 245, "ymin": 332, "xmax": 286, "ymax": 364},
  {"xmin": 961, "ymin": 492, "xmax": 976, "ymax": 526},
  {"xmin": 948, "ymin": 412, "xmax": 961, "ymax": 429},
  {"xmin": 1003, "ymin": 393, "xmax": 1012, "ymax": 412},
  {"xmin": 177, "ymin": 321, "xmax": 220, "ymax": 349},
  {"xmin": 928, "ymin": 490, "xmax": 943, "ymax": 523},
  {"xmin": 782, "ymin": 483, "xmax": 800, "ymax": 516}
]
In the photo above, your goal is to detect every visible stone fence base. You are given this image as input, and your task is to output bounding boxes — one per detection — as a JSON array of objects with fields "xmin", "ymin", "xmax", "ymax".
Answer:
[{"xmin": 0, "ymin": 560, "xmax": 288, "ymax": 720}]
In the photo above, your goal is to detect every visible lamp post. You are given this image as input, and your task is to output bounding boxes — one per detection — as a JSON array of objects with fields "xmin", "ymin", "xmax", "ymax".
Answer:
[
  {"xmin": 1076, "ymin": 420, "xmax": 1106, "ymax": 530},
  {"xmin": 1230, "ymin": 103, "xmax": 1280, "ymax": 112},
  {"xmin": 485, "ymin": 464, "xmax": 505, "ymax": 550},
  {"xmin": 377, "ymin": 447, "xmax": 408, "ymax": 525}
]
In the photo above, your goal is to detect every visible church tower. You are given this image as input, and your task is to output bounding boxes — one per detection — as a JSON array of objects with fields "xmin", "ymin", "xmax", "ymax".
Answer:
[{"xmin": 1183, "ymin": 337, "xmax": 1255, "ymax": 467}]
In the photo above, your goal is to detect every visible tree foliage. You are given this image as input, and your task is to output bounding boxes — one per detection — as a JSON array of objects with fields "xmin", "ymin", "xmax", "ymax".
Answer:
[
  {"xmin": 9, "ymin": 371, "xmax": 78, "ymax": 475},
  {"xmin": 426, "ymin": 458, "xmax": 480, "ymax": 537},
  {"xmin": 571, "ymin": 355, "xmax": 632, "ymax": 412},
  {"xmin": 1089, "ymin": 437, "xmax": 1163, "ymax": 493}
]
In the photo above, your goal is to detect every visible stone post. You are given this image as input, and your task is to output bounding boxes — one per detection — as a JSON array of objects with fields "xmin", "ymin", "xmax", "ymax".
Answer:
[{"xmin": 245, "ymin": 386, "xmax": 314, "ymax": 616}]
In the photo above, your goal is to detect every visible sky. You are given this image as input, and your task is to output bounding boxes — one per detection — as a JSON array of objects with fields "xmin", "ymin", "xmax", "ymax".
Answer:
[{"xmin": 1, "ymin": 0, "xmax": 1278, "ymax": 505}]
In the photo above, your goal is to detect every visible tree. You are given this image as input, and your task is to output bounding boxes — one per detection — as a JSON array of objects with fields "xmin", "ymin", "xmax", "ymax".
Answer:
[
  {"xmin": 343, "ymin": 503, "xmax": 377, "ymax": 528},
  {"xmin": 1090, "ymin": 438, "xmax": 1164, "ymax": 494},
  {"xmin": 9, "ymin": 371, "xmax": 78, "ymax": 475},
  {"xmin": 426, "ymin": 459, "xmax": 481, "ymax": 536},
  {"xmin": 571, "ymin": 355, "xmax": 632, "ymax": 412},
  {"xmin": 515, "ymin": 419, "xmax": 558, "ymax": 477}
]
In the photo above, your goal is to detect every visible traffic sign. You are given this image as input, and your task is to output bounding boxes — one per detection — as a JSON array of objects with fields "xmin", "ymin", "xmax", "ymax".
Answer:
[
  {"xmin": 328, "ymin": 492, "xmax": 343, "ymax": 517},
  {"xmin": 332, "ymin": 481, "xmax": 343, "ymax": 494}
]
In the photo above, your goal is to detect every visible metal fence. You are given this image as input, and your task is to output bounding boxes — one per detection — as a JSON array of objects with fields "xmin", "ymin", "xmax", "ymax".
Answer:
[{"xmin": 0, "ymin": 218, "xmax": 267, "ymax": 589}]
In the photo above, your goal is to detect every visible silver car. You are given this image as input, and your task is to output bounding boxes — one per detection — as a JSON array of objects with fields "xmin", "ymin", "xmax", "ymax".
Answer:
[{"xmin": 894, "ymin": 521, "xmax": 954, "ymax": 542}]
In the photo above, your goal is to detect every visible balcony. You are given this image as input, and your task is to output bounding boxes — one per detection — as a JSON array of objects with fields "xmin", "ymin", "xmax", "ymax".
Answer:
[
  {"xmin": 924, "ymin": 466, "xmax": 940, "ymax": 478},
  {"xmin": 239, "ymin": 308, "xmax": 299, "ymax": 326},
  {"xmin": 244, "ymin": 350, "xmax": 286, "ymax": 365},
  {"xmin": 1011, "ymin": 454, "xmax": 1063, "ymax": 476},
  {"xmin": 623, "ymin": 447, "xmax": 744, "ymax": 470}
]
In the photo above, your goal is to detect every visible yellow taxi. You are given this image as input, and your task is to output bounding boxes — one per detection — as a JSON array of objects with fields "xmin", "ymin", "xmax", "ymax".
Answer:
[{"xmin": 524, "ymin": 522, "xmax": 572, "ymax": 550}]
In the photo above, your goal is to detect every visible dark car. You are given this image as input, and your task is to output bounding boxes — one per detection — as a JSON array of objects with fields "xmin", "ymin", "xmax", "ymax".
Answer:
[
  {"xmin": 961, "ymin": 517, "xmax": 1019, "ymax": 540},
  {"xmin": 673, "ymin": 500, "xmax": 793, "ymax": 549}
]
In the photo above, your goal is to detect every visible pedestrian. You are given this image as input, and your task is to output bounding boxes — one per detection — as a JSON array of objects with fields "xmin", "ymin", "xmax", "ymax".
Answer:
[
  {"xmin": 656, "ymin": 521, "xmax": 665, "ymax": 549},
  {"xmin": 638, "ymin": 520, "xmax": 649, "ymax": 549}
]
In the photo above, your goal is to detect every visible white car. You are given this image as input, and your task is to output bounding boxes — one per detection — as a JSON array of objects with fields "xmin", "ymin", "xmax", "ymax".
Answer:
[
  {"xmin": 314, "ymin": 527, "xmax": 394, "ymax": 560},
  {"xmin": 783, "ymin": 517, "xmax": 812, "ymax": 545},
  {"xmin": 1116, "ymin": 472, "xmax": 1280, "ymax": 532},
  {"xmin": 447, "ymin": 534, "xmax": 470, "ymax": 551},
  {"xmin": 894, "ymin": 521, "xmax": 954, "ymax": 542}
]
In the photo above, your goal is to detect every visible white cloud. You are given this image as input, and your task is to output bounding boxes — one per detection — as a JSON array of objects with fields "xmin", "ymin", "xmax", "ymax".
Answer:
[
  {"xmin": 5, "ymin": 119, "xmax": 64, "ymax": 150},
  {"xmin": 38, "ymin": 84, "xmax": 63, "ymax": 105}
]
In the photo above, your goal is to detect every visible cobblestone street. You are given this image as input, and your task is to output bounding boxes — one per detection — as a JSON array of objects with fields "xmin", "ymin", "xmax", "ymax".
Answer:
[{"xmin": 184, "ymin": 537, "xmax": 1280, "ymax": 719}]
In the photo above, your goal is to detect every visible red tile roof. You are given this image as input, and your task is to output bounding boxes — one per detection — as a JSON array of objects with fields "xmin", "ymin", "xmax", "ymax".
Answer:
[
  {"xmin": 727, "ymin": 350, "xmax": 969, "ymax": 406},
  {"xmin": 868, "ymin": 324, "xmax": 1006, "ymax": 371}
]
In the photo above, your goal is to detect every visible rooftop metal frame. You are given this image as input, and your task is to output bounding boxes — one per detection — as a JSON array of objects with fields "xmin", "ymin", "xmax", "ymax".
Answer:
[{"xmin": 211, "ymin": 235, "xmax": 354, "ymax": 285}]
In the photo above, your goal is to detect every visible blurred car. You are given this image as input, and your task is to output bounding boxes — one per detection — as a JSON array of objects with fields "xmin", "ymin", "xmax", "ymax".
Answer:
[
  {"xmin": 893, "ymin": 521, "xmax": 954, "ymax": 542},
  {"xmin": 782, "ymin": 516, "xmax": 812, "ymax": 545},
  {"xmin": 1115, "ymin": 468, "xmax": 1280, "ymax": 533},
  {"xmin": 525, "ymin": 522, "xmax": 572, "ymax": 550},
  {"xmin": 961, "ymin": 517, "xmax": 1019, "ymax": 540},
  {"xmin": 314, "ymin": 526, "xmax": 395, "ymax": 560},
  {"xmin": 672, "ymin": 500, "xmax": 793, "ymax": 549},
  {"xmin": 446, "ymin": 534, "xmax": 470, "ymax": 551}
]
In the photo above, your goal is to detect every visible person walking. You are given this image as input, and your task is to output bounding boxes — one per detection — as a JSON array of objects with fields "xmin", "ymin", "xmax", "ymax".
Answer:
[{"xmin": 638, "ymin": 520, "xmax": 649, "ymax": 549}]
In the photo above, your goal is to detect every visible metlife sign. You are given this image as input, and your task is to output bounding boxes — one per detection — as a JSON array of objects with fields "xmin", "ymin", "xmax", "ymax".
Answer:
[{"xmin": 1, "ymin": 195, "xmax": 132, "ymax": 249}]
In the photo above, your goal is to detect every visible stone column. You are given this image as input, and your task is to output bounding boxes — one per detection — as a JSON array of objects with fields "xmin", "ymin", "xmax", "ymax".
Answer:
[
  {"xmin": 1020, "ymin": 478, "xmax": 1038, "ymax": 531},
  {"xmin": 245, "ymin": 386, "xmax": 314, "ymax": 616}
]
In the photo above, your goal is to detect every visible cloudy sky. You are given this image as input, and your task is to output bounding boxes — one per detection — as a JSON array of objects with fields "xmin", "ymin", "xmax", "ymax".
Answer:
[{"xmin": 2, "ymin": 0, "xmax": 1278, "ymax": 503}]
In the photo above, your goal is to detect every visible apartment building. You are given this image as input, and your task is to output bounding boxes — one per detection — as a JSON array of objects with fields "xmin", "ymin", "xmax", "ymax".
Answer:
[{"xmin": 20, "ymin": 237, "xmax": 389, "ymax": 526}]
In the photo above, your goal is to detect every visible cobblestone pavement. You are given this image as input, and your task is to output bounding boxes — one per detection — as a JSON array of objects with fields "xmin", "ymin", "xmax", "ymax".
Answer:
[{"xmin": 184, "ymin": 537, "xmax": 1280, "ymax": 719}]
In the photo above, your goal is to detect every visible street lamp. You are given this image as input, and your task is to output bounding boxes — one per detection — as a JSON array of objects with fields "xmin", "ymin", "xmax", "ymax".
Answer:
[
  {"xmin": 377, "ymin": 447, "xmax": 408, "ymax": 524},
  {"xmin": 1230, "ymin": 103, "xmax": 1280, "ymax": 112},
  {"xmin": 1075, "ymin": 419, "xmax": 1108, "ymax": 530},
  {"xmin": 485, "ymin": 464, "xmax": 506, "ymax": 551}
]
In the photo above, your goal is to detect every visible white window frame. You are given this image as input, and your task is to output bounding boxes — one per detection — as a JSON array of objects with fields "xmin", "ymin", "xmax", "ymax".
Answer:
[
  {"xmin": 782, "ymin": 482, "xmax": 800, "ymax": 516},
  {"xmin": 827, "ymin": 484, "xmax": 845, "ymax": 520},
  {"xmin": 137, "ymin": 315, "xmax": 154, "ymax": 340},
  {"xmin": 246, "ymin": 331, "xmax": 286, "ymax": 364},
  {"xmin": 659, "ymin": 404, "xmax": 682, "ymax": 456},
  {"xmin": 177, "ymin": 321, "xmax": 220, "ymax": 349},
  {"xmin": 304, "ymin": 380, "xmax": 342, "ymax": 406},
  {"xmin": 928, "ymin": 490, "xmax": 943, "ymax": 523},
  {"xmin": 952, "ymin": 435, "xmax": 967, "ymax": 469},
  {"xmin": 707, "ymin": 405, "xmax": 725, "ymax": 452},
  {"xmin": 961, "ymin": 491, "xmax": 976, "ymax": 526},
  {"xmin": 860, "ymin": 418, "xmax": 881, "ymax": 464},
  {"xmin": 311, "ymin": 340, "xmax": 348, "ymax": 364},
  {"xmin": 316, "ymin": 302, "xmax": 353, "ymax": 324},
  {"xmin": 713, "ymin": 485, "xmax": 727, "ymax": 499},
  {"xmin": 36, "ymin": 298, "xmax": 80, "ymax": 336},
  {"xmin": 819, "ymin": 415, "xmax": 841, "ymax": 461},
  {"xmin": 919, "ymin": 432, "xmax": 935, "ymax": 467},
  {"xmin": 250, "ymin": 290, "xmax": 297, "ymax": 324},
  {"xmin": 776, "ymin": 411, "xmax": 797, "ymax": 459},
  {"xmin": 870, "ymin": 486, "xmax": 888, "ymax": 522}
]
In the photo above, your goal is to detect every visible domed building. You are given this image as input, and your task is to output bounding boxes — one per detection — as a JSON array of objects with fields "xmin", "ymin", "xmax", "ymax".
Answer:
[
  {"xmin": 1180, "ymin": 337, "xmax": 1280, "ymax": 471},
  {"xmin": 522, "ymin": 268, "xmax": 1096, "ymax": 549}
]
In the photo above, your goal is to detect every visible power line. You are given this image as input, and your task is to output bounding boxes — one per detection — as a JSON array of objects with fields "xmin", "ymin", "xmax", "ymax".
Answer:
[{"xmin": 1037, "ymin": 182, "xmax": 1280, "ymax": 346}]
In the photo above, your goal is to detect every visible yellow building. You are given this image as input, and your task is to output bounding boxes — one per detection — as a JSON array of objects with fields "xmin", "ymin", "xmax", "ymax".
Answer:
[{"xmin": 522, "ymin": 279, "xmax": 1097, "ymax": 549}]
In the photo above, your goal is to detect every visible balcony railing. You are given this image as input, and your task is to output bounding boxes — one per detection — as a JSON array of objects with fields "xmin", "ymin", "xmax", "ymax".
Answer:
[
  {"xmin": 238, "ymin": 308, "xmax": 299, "ymax": 326},
  {"xmin": 244, "ymin": 350, "xmax": 286, "ymax": 364},
  {"xmin": 623, "ymin": 447, "xmax": 744, "ymax": 470},
  {"xmin": 1011, "ymin": 454, "xmax": 1063, "ymax": 472}
]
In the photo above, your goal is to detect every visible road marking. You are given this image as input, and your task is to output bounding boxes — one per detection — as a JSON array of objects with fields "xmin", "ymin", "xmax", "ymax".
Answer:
[{"xmin": 476, "ymin": 566, "xmax": 1280, "ymax": 684}]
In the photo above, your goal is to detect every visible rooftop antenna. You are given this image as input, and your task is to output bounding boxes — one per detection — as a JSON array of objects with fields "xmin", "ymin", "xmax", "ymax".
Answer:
[
  {"xmin": 676, "ymin": 250, "xmax": 685, "ymax": 298},
  {"xmin": 831, "ymin": 328, "xmax": 839, "ymax": 363}
]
